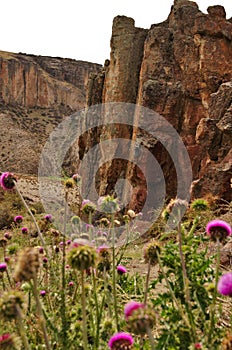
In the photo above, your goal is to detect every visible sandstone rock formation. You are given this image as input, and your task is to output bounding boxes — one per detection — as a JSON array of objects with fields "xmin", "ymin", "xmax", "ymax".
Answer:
[
  {"xmin": 84, "ymin": 1, "xmax": 232, "ymax": 208},
  {"xmin": 0, "ymin": 51, "xmax": 101, "ymax": 174}
]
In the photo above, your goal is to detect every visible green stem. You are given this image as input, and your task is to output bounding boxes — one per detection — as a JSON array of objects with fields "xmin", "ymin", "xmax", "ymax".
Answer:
[
  {"xmin": 16, "ymin": 305, "xmax": 31, "ymax": 350},
  {"xmin": 81, "ymin": 270, "xmax": 88, "ymax": 350},
  {"xmin": 111, "ymin": 218, "xmax": 119, "ymax": 331},
  {"xmin": 14, "ymin": 181, "xmax": 50, "ymax": 258},
  {"xmin": 146, "ymin": 326, "xmax": 156, "ymax": 350},
  {"xmin": 31, "ymin": 276, "xmax": 52, "ymax": 350},
  {"xmin": 157, "ymin": 252, "xmax": 191, "ymax": 330},
  {"xmin": 92, "ymin": 270, "xmax": 100, "ymax": 350},
  {"xmin": 208, "ymin": 238, "xmax": 221, "ymax": 346},
  {"xmin": 144, "ymin": 260, "xmax": 151, "ymax": 305},
  {"xmin": 60, "ymin": 192, "xmax": 68, "ymax": 345},
  {"xmin": 177, "ymin": 221, "xmax": 196, "ymax": 342}
]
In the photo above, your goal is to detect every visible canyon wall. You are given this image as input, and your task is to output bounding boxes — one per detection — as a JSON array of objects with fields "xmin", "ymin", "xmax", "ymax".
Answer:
[
  {"xmin": 0, "ymin": 51, "xmax": 101, "ymax": 174},
  {"xmin": 85, "ymin": 1, "xmax": 232, "ymax": 207}
]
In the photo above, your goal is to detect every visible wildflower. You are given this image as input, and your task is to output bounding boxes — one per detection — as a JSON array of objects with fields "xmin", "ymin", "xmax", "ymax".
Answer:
[
  {"xmin": 71, "ymin": 216, "xmax": 80, "ymax": 225},
  {"xmin": 66, "ymin": 240, "xmax": 71, "ymax": 245},
  {"xmin": 68, "ymin": 281, "xmax": 74, "ymax": 287},
  {"xmin": 127, "ymin": 209, "xmax": 136, "ymax": 219},
  {"xmin": 97, "ymin": 246, "xmax": 111, "ymax": 272},
  {"xmin": 0, "ymin": 333, "xmax": 20, "ymax": 349},
  {"xmin": 14, "ymin": 247, "xmax": 40, "ymax": 282},
  {"xmin": 98, "ymin": 195, "xmax": 119, "ymax": 213},
  {"xmin": 194, "ymin": 343, "xmax": 202, "ymax": 349},
  {"xmin": 206, "ymin": 219, "xmax": 231, "ymax": 242},
  {"xmin": 4, "ymin": 232, "xmax": 12, "ymax": 240},
  {"xmin": 124, "ymin": 301, "xmax": 144, "ymax": 320},
  {"xmin": 4, "ymin": 257, "xmax": 10, "ymax": 263},
  {"xmin": 117, "ymin": 265, "xmax": 127, "ymax": 275},
  {"xmin": 0, "ymin": 172, "xmax": 16, "ymax": 190},
  {"xmin": 81, "ymin": 199, "xmax": 96, "ymax": 215},
  {"xmin": 108, "ymin": 332, "xmax": 134, "ymax": 350},
  {"xmin": 44, "ymin": 214, "xmax": 53, "ymax": 222},
  {"xmin": 72, "ymin": 173, "xmax": 81, "ymax": 185},
  {"xmin": 14, "ymin": 216, "xmax": 23, "ymax": 224},
  {"xmin": 86, "ymin": 223, "xmax": 94, "ymax": 230},
  {"xmin": 143, "ymin": 241, "xmax": 161, "ymax": 265},
  {"xmin": 0, "ymin": 262, "xmax": 7, "ymax": 272},
  {"xmin": 54, "ymin": 246, "xmax": 60, "ymax": 253},
  {"xmin": 80, "ymin": 233, "xmax": 90, "ymax": 240},
  {"xmin": 191, "ymin": 198, "xmax": 209, "ymax": 212},
  {"xmin": 114, "ymin": 220, "xmax": 121, "ymax": 226},
  {"xmin": 64, "ymin": 178, "xmax": 75, "ymax": 189},
  {"xmin": 40, "ymin": 290, "xmax": 46, "ymax": 297},
  {"xmin": 0, "ymin": 291, "xmax": 24, "ymax": 320},
  {"xmin": 0, "ymin": 238, "xmax": 7, "ymax": 247},
  {"xmin": 99, "ymin": 217, "xmax": 110, "ymax": 227},
  {"xmin": 21, "ymin": 227, "xmax": 28, "ymax": 234},
  {"xmin": 68, "ymin": 245, "xmax": 97, "ymax": 271},
  {"xmin": 124, "ymin": 301, "xmax": 155, "ymax": 335},
  {"xmin": 43, "ymin": 257, "xmax": 48, "ymax": 264},
  {"xmin": 39, "ymin": 247, "xmax": 44, "ymax": 254},
  {"xmin": 217, "ymin": 272, "xmax": 232, "ymax": 296}
]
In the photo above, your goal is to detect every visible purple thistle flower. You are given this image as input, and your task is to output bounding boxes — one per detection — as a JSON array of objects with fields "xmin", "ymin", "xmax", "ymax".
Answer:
[
  {"xmin": 4, "ymin": 232, "xmax": 12, "ymax": 240},
  {"xmin": 0, "ymin": 172, "xmax": 16, "ymax": 190},
  {"xmin": 44, "ymin": 214, "xmax": 53, "ymax": 222},
  {"xmin": 72, "ymin": 173, "xmax": 81, "ymax": 184},
  {"xmin": 206, "ymin": 219, "xmax": 231, "ymax": 242},
  {"xmin": 0, "ymin": 262, "xmax": 7, "ymax": 272},
  {"xmin": 21, "ymin": 227, "xmax": 28, "ymax": 234},
  {"xmin": 117, "ymin": 265, "xmax": 127, "ymax": 275},
  {"xmin": 40, "ymin": 290, "xmax": 46, "ymax": 297},
  {"xmin": 22, "ymin": 227, "xmax": 28, "ymax": 234},
  {"xmin": 14, "ymin": 215, "xmax": 23, "ymax": 224},
  {"xmin": 43, "ymin": 257, "xmax": 48, "ymax": 264},
  {"xmin": 108, "ymin": 332, "xmax": 134, "ymax": 349},
  {"xmin": 66, "ymin": 240, "xmax": 71, "ymax": 245},
  {"xmin": 124, "ymin": 301, "xmax": 145, "ymax": 320},
  {"xmin": 4, "ymin": 257, "xmax": 10, "ymax": 263},
  {"xmin": 217, "ymin": 272, "xmax": 232, "ymax": 296},
  {"xmin": 39, "ymin": 247, "xmax": 44, "ymax": 254},
  {"xmin": 68, "ymin": 281, "xmax": 74, "ymax": 287}
]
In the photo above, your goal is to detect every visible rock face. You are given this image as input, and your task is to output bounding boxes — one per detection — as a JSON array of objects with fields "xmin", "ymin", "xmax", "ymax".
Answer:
[
  {"xmin": 0, "ymin": 51, "xmax": 101, "ymax": 174},
  {"xmin": 85, "ymin": 1, "xmax": 232, "ymax": 207}
]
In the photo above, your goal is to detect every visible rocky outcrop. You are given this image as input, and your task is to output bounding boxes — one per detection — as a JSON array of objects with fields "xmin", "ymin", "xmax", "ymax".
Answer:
[
  {"xmin": 0, "ymin": 51, "xmax": 102, "ymax": 174},
  {"xmin": 85, "ymin": 1, "xmax": 232, "ymax": 206},
  {"xmin": 0, "ymin": 51, "xmax": 101, "ymax": 109}
]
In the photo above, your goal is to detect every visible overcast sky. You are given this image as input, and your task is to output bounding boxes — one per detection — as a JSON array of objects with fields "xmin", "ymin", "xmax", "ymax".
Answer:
[{"xmin": 1, "ymin": 0, "xmax": 231, "ymax": 64}]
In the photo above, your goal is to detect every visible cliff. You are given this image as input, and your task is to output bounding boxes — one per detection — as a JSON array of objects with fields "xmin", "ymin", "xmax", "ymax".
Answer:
[
  {"xmin": 84, "ymin": 1, "xmax": 232, "ymax": 206},
  {"xmin": 0, "ymin": 51, "xmax": 101, "ymax": 173}
]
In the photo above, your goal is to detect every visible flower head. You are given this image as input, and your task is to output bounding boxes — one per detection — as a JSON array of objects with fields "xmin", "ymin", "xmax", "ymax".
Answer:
[
  {"xmin": 68, "ymin": 245, "xmax": 97, "ymax": 271},
  {"xmin": 0, "ymin": 333, "xmax": 20, "ymax": 349},
  {"xmin": 0, "ymin": 262, "xmax": 7, "ymax": 272},
  {"xmin": 206, "ymin": 220, "xmax": 231, "ymax": 242},
  {"xmin": 127, "ymin": 209, "xmax": 136, "ymax": 219},
  {"xmin": 0, "ymin": 291, "xmax": 24, "ymax": 320},
  {"xmin": 14, "ymin": 216, "xmax": 23, "ymax": 224},
  {"xmin": 108, "ymin": 332, "xmax": 134, "ymax": 350},
  {"xmin": 21, "ymin": 227, "xmax": 28, "ymax": 234},
  {"xmin": 124, "ymin": 301, "xmax": 155, "ymax": 335},
  {"xmin": 143, "ymin": 241, "xmax": 161, "ymax": 265},
  {"xmin": 71, "ymin": 215, "xmax": 80, "ymax": 225},
  {"xmin": 72, "ymin": 173, "xmax": 81, "ymax": 185},
  {"xmin": 0, "ymin": 172, "xmax": 16, "ymax": 190},
  {"xmin": 14, "ymin": 247, "xmax": 40, "ymax": 282},
  {"xmin": 217, "ymin": 272, "xmax": 232, "ymax": 296},
  {"xmin": 124, "ymin": 301, "xmax": 144, "ymax": 320},
  {"xmin": 44, "ymin": 214, "xmax": 53, "ymax": 222},
  {"xmin": 98, "ymin": 195, "xmax": 119, "ymax": 213},
  {"xmin": 40, "ymin": 290, "xmax": 46, "ymax": 297},
  {"xmin": 81, "ymin": 199, "xmax": 96, "ymax": 215},
  {"xmin": 117, "ymin": 265, "xmax": 127, "ymax": 275},
  {"xmin": 64, "ymin": 178, "xmax": 75, "ymax": 189}
]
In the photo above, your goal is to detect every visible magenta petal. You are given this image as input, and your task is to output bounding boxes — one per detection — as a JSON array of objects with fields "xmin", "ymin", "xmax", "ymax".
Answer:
[
  {"xmin": 206, "ymin": 220, "xmax": 231, "ymax": 236},
  {"xmin": 108, "ymin": 332, "xmax": 133, "ymax": 349},
  {"xmin": 217, "ymin": 272, "xmax": 232, "ymax": 296}
]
